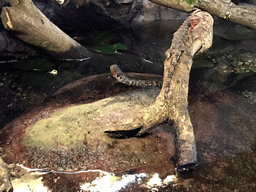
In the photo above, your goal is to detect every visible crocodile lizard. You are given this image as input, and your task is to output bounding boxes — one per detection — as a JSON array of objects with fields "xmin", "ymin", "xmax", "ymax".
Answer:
[
  {"xmin": 110, "ymin": 64, "xmax": 162, "ymax": 87},
  {"xmin": 106, "ymin": 10, "xmax": 214, "ymax": 172}
]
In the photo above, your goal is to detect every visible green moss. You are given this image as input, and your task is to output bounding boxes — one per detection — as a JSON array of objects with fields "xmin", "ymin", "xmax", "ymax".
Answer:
[
  {"xmin": 22, "ymin": 106, "xmax": 90, "ymax": 150},
  {"xmin": 22, "ymin": 88, "xmax": 160, "ymax": 151},
  {"xmin": 183, "ymin": 0, "xmax": 196, "ymax": 5}
]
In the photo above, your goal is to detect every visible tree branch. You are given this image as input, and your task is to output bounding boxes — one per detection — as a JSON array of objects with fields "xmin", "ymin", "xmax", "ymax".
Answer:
[
  {"xmin": 197, "ymin": 0, "xmax": 256, "ymax": 29},
  {"xmin": 149, "ymin": 0, "xmax": 256, "ymax": 30},
  {"xmin": 1, "ymin": 0, "xmax": 91, "ymax": 59},
  {"xmin": 149, "ymin": 0, "xmax": 196, "ymax": 12}
]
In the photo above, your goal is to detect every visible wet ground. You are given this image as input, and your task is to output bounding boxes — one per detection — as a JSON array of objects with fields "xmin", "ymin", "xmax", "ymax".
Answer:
[{"xmin": 0, "ymin": 18, "xmax": 256, "ymax": 191}]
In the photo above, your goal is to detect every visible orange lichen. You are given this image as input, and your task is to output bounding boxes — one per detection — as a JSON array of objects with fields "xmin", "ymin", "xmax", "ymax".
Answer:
[{"xmin": 189, "ymin": 18, "xmax": 200, "ymax": 30}]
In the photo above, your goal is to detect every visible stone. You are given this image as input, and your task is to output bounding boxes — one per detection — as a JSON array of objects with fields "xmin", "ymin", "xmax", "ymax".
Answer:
[{"xmin": 0, "ymin": 73, "xmax": 256, "ymax": 191}]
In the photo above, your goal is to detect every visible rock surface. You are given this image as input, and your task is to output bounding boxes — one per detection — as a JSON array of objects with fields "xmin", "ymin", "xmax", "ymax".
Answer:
[
  {"xmin": 22, "ymin": 86, "xmax": 176, "ymax": 173},
  {"xmin": 0, "ymin": 72, "xmax": 256, "ymax": 191}
]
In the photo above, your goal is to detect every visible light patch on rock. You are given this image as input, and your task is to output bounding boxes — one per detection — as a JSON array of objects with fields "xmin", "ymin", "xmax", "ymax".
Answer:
[
  {"xmin": 12, "ymin": 177, "xmax": 49, "ymax": 192},
  {"xmin": 146, "ymin": 173, "xmax": 162, "ymax": 187},
  {"xmin": 13, "ymin": 164, "xmax": 178, "ymax": 191},
  {"xmin": 80, "ymin": 173, "xmax": 147, "ymax": 192},
  {"xmin": 145, "ymin": 173, "xmax": 177, "ymax": 188},
  {"xmin": 163, "ymin": 175, "xmax": 177, "ymax": 184}
]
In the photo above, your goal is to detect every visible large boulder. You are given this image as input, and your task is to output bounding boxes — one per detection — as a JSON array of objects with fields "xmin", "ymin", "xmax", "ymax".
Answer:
[{"xmin": 0, "ymin": 72, "xmax": 256, "ymax": 191}]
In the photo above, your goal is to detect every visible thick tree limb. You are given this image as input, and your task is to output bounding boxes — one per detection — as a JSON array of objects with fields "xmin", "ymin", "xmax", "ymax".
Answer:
[
  {"xmin": 197, "ymin": 0, "xmax": 256, "ymax": 29},
  {"xmin": 55, "ymin": 0, "xmax": 256, "ymax": 30},
  {"xmin": 150, "ymin": 0, "xmax": 256, "ymax": 30},
  {"xmin": 105, "ymin": 10, "xmax": 214, "ymax": 171},
  {"xmin": 1, "ymin": 0, "xmax": 91, "ymax": 59},
  {"xmin": 1, "ymin": 0, "xmax": 254, "ymax": 60},
  {"xmin": 149, "ymin": 0, "xmax": 195, "ymax": 12}
]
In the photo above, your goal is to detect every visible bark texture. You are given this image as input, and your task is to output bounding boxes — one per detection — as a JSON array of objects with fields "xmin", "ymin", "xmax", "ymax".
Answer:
[
  {"xmin": 149, "ymin": 0, "xmax": 196, "ymax": 12},
  {"xmin": 0, "ymin": 149, "xmax": 13, "ymax": 192},
  {"xmin": 196, "ymin": 0, "xmax": 256, "ymax": 30},
  {"xmin": 150, "ymin": 0, "xmax": 256, "ymax": 30},
  {"xmin": 1, "ymin": 0, "xmax": 91, "ymax": 59},
  {"xmin": 105, "ymin": 10, "xmax": 214, "ymax": 171}
]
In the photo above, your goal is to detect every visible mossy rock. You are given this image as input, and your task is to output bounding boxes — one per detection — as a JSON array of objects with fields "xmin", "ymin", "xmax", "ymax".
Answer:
[{"xmin": 20, "ymin": 87, "xmax": 175, "ymax": 173}]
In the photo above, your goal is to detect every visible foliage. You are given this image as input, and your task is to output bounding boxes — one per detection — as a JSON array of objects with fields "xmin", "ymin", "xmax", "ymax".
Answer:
[{"xmin": 85, "ymin": 32, "xmax": 127, "ymax": 54}]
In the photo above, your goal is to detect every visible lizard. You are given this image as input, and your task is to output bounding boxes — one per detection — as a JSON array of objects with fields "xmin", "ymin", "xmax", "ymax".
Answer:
[
  {"xmin": 105, "ymin": 9, "xmax": 214, "ymax": 137},
  {"xmin": 105, "ymin": 9, "xmax": 214, "ymax": 171},
  {"xmin": 109, "ymin": 9, "xmax": 213, "ymax": 91},
  {"xmin": 110, "ymin": 64, "xmax": 163, "ymax": 87}
]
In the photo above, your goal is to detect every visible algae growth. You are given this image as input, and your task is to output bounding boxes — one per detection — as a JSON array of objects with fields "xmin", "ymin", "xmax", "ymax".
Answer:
[
  {"xmin": 184, "ymin": 0, "xmax": 196, "ymax": 5},
  {"xmin": 22, "ymin": 88, "xmax": 160, "ymax": 150}
]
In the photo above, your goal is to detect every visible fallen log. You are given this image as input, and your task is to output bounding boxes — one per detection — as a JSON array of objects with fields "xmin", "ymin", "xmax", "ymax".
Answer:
[
  {"xmin": 105, "ymin": 9, "xmax": 214, "ymax": 171},
  {"xmin": 1, "ymin": 0, "xmax": 91, "ymax": 59}
]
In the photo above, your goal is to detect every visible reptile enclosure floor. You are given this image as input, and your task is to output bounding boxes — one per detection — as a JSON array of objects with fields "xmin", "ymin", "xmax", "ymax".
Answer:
[{"xmin": 1, "ymin": 72, "xmax": 256, "ymax": 191}]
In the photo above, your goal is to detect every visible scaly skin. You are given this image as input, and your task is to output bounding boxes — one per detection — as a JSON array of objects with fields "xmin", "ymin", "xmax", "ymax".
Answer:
[
  {"xmin": 110, "ymin": 65, "xmax": 163, "ymax": 87},
  {"xmin": 106, "ymin": 10, "xmax": 213, "ymax": 171}
]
